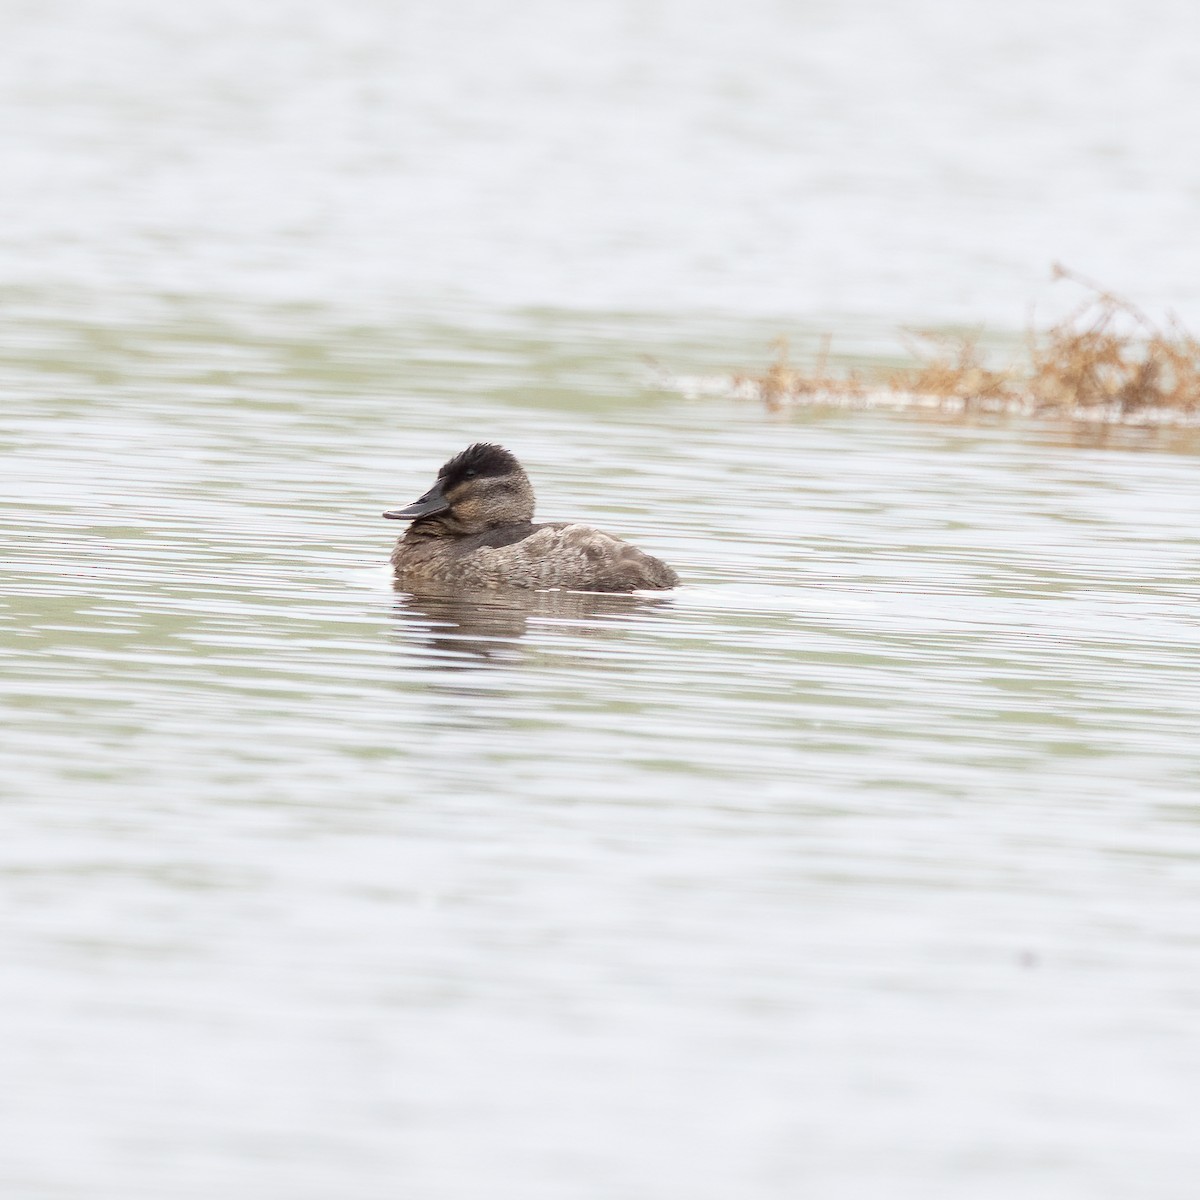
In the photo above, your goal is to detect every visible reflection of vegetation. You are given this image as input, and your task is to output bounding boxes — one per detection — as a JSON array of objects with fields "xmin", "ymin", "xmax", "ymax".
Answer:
[{"xmin": 741, "ymin": 267, "xmax": 1200, "ymax": 425}]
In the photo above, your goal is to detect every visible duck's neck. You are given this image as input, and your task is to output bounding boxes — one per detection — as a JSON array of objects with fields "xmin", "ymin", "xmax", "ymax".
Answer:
[
  {"xmin": 404, "ymin": 516, "xmax": 457, "ymax": 541},
  {"xmin": 404, "ymin": 513, "xmax": 503, "ymax": 540}
]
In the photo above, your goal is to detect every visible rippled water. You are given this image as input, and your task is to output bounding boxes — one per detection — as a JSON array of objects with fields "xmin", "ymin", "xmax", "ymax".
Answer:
[
  {"xmin": 5, "ymin": 300, "xmax": 1200, "ymax": 1198},
  {"xmin": 5, "ymin": 1, "xmax": 1200, "ymax": 1197},
  {"xmin": 5, "ymin": 0, "xmax": 1200, "ymax": 324}
]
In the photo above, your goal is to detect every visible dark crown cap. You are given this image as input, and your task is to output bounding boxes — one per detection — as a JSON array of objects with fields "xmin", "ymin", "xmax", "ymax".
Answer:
[{"xmin": 437, "ymin": 443, "xmax": 522, "ymax": 484}]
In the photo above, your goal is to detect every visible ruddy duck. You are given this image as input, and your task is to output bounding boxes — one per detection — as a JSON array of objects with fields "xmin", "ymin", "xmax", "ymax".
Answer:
[{"xmin": 383, "ymin": 443, "xmax": 679, "ymax": 593}]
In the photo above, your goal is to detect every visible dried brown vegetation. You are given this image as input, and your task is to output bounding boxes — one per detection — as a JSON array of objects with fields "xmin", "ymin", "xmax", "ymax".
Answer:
[{"xmin": 738, "ymin": 267, "xmax": 1200, "ymax": 425}]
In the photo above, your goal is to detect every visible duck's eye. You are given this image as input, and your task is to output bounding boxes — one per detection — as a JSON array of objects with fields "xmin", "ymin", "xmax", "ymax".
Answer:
[{"xmin": 463, "ymin": 467, "xmax": 478, "ymax": 478}]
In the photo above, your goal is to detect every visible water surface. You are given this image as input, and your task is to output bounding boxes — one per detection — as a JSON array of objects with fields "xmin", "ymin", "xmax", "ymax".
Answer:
[
  {"xmin": 4, "ymin": 1, "xmax": 1200, "ymax": 1197},
  {"xmin": 5, "ymin": 300, "xmax": 1200, "ymax": 1199}
]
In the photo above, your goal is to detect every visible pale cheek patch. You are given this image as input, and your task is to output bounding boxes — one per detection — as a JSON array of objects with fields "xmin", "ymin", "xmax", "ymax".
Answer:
[{"xmin": 454, "ymin": 498, "xmax": 484, "ymax": 525}]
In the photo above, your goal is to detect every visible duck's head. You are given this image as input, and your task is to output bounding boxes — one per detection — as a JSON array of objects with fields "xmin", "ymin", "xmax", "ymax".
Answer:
[{"xmin": 383, "ymin": 443, "xmax": 535, "ymax": 536}]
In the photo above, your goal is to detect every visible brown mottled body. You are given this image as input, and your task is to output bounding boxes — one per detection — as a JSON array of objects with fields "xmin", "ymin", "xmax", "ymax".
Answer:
[
  {"xmin": 392, "ymin": 520, "xmax": 679, "ymax": 592},
  {"xmin": 383, "ymin": 444, "xmax": 679, "ymax": 594}
]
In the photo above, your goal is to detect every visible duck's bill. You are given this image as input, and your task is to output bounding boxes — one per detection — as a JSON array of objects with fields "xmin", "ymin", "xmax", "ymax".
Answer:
[{"xmin": 382, "ymin": 484, "xmax": 449, "ymax": 520}]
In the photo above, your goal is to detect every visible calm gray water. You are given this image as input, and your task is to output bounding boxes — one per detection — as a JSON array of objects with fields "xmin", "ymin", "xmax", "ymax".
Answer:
[{"xmin": 3, "ymin": 2, "xmax": 1200, "ymax": 1198}]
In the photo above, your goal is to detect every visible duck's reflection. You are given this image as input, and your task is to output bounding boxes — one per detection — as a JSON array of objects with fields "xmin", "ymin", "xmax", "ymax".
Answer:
[{"xmin": 391, "ymin": 586, "xmax": 673, "ymax": 665}]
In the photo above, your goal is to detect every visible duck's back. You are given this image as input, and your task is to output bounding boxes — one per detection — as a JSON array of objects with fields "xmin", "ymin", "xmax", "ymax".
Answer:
[{"xmin": 394, "ymin": 521, "xmax": 678, "ymax": 593}]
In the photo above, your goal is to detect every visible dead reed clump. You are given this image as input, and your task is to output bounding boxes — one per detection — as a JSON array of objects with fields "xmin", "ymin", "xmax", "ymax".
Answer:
[
  {"xmin": 1025, "ymin": 265, "xmax": 1200, "ymax": 417},
  {"xmin": 736, "ymin": 335, "xmax": 864, "ymax": 411},
  {"xmin": 736, "ymin": 266, "xmax": 1200, "ymax": 425},
  {"xmin": 885, "ymin": 330, "xmax": 1019, "ymax": 411}
]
